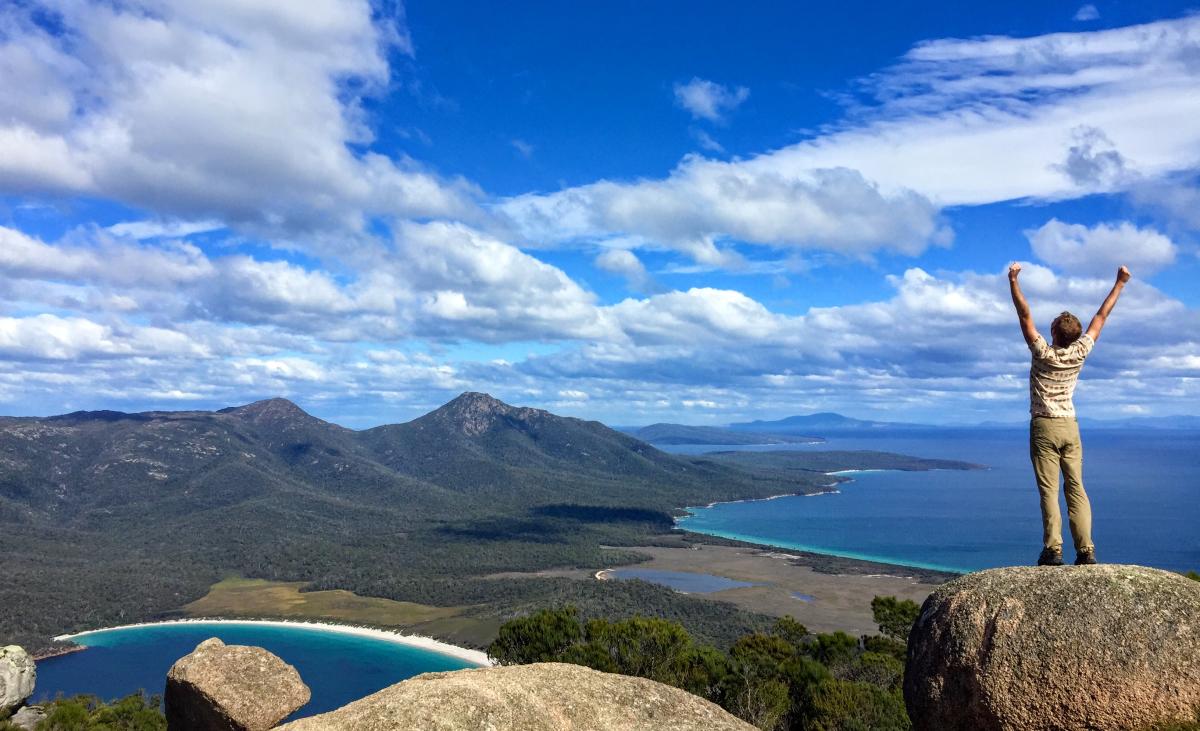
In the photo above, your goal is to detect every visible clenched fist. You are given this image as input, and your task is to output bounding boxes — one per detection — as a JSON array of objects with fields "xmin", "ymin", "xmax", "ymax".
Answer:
[{"xmin": 1116, "ymin": 265, "xmax": 1131, "ymax": 284}]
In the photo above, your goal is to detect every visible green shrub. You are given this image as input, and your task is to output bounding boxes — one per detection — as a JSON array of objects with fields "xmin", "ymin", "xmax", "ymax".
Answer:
[
  {"xmin": 772, "ymin": 616, "xmax": 809, "ymax": 648},
  {"xmin": 841, "ymin": 652, "xmax": 904, "ymax": 691},
  {"xmin": 806, "ymin": 631, "xmax": 859, "ymax": 674},
  {"xmin": 871, "ymin": 596, "xmax": 920, "ymax": 643},
  {"xmin": 574, "ymin": 615, "xmax": 708, "ymax": 691},
  {"xmin": 721, "ymin": 672, "xmax": 791, "ymax": 731},
  {"xmin": 860, "ymin": 634, "xmax": 906, "ymax": 662},
  {"xmin": 34, "ymin": 693, "xmax": 166, "ymax": 730},
  {"xmin": 488, "ymin": 606, "xmax": 583, "ymax": 664},
  {"xmin": 489, "ymin": 600, "xmax": 916, "ymax": 730},
  {"xmin": 803, "ymin": 679, "xmax": 910, "ymax": 731}
]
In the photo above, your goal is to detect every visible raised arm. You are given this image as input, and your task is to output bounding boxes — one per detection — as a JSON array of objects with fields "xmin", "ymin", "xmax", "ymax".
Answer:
[
  {"xmin": 1008, "ymin": 263, "xmax": 1040, "ymax": 347},
  {"xmin": 1086, "ymin": 266, "xmax": 1131, "ymax": 342}
]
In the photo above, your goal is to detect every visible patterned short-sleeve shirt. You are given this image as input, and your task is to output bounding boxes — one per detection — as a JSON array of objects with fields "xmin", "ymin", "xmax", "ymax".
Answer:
[{"xmin": 1028, "ymin": 333, "xmax": 1094, "ymax": 418}]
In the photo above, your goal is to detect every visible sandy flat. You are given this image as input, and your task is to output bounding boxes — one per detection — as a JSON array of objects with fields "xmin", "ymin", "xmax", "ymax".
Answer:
[{"xmin": 601, "ymin": 544, "xmax": 943, "ymax": 636}]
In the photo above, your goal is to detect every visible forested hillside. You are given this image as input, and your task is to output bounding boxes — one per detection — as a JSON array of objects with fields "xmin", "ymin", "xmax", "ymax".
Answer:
[
  {"xmin": 0, "ymin": 393, "xmax": 967, "ymax": 654},
  {"xmin": 0, "ymin": 393, "xmax": 808, "ymax": 652}
]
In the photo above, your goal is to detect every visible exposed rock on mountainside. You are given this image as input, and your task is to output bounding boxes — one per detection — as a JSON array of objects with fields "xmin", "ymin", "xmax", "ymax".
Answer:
[
  {"xmin": 166, "ymin": 638, "xmax": 310, "ymax": 731},
  {"xmin": 0, "ymin": 645, "xmax": 35, "ymax": 714},
  {"xmin": 276, "ymin": 662, "xmax": 756, "ymax": 731},
  {"xmin": 904, "ymin": 564, "xmax": 1200, "ymax": 731},
  {"xmin": 426, "ymin": 391, "xmax": 536, "ymax": 436}
]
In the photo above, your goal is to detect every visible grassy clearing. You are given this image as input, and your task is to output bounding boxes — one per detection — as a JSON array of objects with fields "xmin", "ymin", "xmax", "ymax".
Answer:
[{"xmin": 183, "ymin": 576, "xmax": 463, "ymax": 627}]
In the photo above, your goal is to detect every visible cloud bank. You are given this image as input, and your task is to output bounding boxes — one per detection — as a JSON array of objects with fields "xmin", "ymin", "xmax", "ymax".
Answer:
[{"xmin": 0, "ymin": 4, "xmax": 1197, "ymax": 424}]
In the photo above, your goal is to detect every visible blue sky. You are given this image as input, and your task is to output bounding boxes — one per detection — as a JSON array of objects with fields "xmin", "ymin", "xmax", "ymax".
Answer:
[{"xmin": 1, "ymin": 1, "xmax": 1199, "ymax": 427}]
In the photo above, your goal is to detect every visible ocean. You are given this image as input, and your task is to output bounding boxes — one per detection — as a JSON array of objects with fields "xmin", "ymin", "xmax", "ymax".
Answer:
[
  {"xmin": 34, "ymin": 622, "xmax": 479, "ymax": 718},
  {"xmin": 668, "ymin": 429, "xmax": 1200, "ymax": 574}
]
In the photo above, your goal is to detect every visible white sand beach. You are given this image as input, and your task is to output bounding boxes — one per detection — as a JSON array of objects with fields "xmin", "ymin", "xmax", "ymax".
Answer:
[{"xmin": 54, "ymin": 618, "xmax": 493, "ymax": 667}]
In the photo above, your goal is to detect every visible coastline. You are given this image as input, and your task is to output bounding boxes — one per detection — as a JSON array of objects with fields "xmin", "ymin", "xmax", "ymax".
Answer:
[
  {"xmin": 675, "ymin": 469, "xmax": 968, "ymax": 576},
  {"xmin": 32, "ymin": 644, "xmax": 88, "ymax": 661},
  {"xmin": 52, "ymin": 618, "xmax": 493, "ymax": 667},
  {"xmin": 676, "ymin": 524, "xmax": 967, "ymax": 575},
  {"xmin": 692, "ymin": 485, "xmax": 841, "ymax": 511}
]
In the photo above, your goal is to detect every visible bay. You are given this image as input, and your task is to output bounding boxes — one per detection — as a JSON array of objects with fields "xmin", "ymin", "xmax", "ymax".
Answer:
[
  {"xmin": 669, "ymin": 429, "xmax": 1200, "ymax": 573},
  {"xmin": 34, "ymin": 622, "xmax": 480, "ymax": 719}
]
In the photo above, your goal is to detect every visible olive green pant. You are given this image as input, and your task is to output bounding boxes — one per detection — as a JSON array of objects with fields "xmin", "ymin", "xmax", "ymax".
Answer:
[{"xmin": 1029, "ymin": 416, "xmax": 1093, "ymax": 552}]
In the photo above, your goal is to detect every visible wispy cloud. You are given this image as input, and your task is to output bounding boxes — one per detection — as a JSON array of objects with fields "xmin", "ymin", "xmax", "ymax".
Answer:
[
  {"xmin": 107, "ymin": 219, "xmax": 225, "ymax": 240},
  {"xmin": 673, "ymin": 78, "xmax": 750, "ymax": 122},
  {"xmin": 511, "ymin": 138, "xmax": 535, "ymax": 158},
  {"xmin": 691, "ymin": 128, "xmax": 724, "ymax": 152}
]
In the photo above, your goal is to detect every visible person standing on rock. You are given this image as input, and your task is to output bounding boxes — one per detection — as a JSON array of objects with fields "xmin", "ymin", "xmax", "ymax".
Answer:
[{"xmin": 1007, "ymin": 262, "xmax": 1131, "ymax": 566}]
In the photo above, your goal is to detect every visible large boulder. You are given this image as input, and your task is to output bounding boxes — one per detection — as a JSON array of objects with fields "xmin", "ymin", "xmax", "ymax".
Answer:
[
  {"xmin": 278, "ymin": 662, "xmax": 756, "ymax": 731},
  {"xmin": 165, "ymin": 638, "xmax": 310, "ymax": 731},
  {"xmin": 0, "ymin": 645, "xmax": 36, "ymax": 714},
  {"xmin": 905, "ymin": 565, "xmax": 1200, "ymax": 731}
]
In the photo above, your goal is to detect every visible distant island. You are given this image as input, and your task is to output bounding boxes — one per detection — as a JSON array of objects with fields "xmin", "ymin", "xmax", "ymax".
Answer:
[
  {"xmin": 621, "ymin": 423, "xmax": 823, "ymax": 445},
  {"xmin": 641, "ymin": 410, "xmax": 1200, "ymax": 433},
  {"xmin": 699, "ymin": 450, "xmax": 982, "ymax": 474}
]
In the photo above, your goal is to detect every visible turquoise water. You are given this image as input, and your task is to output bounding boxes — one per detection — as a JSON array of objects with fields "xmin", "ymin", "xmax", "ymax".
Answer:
[
  {"xmin": 34, "ymin": 622, "xmax": 479, "ymax": 719},
  {"xmin": 671, "ymin": 429, "xmax": 1200, "ymax": 573},
  {"xmin": 608, "ymin": 568, "xmax": 760, "ymax": 593}
]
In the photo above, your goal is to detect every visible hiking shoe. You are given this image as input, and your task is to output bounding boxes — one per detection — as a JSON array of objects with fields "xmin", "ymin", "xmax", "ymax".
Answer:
[
  {"xmin": 1075, "ymin": 548, "xmax": 1098, "ymax": 565},
  {"xmin": 1037, "ymin": 548, "xmax": 1064, "ymax": 566}
]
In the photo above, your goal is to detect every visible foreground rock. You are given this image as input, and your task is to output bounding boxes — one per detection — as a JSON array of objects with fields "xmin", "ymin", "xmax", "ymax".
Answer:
[
  {"xmin": 9, "ymin": 704, "xmax": 46, "ymax": 730},
  {"xmin": 278, "ymin": 662, "xmax": 756, "ymax": 731},
  {"xmin": 0, "ymin": 645, "xmax": 36, "ymax": 715},
  {"xmin": 165, "ymin": 638, "xmax": 310, "ymax": 731},
  {"xmin": 905, "ymin": 564, "xmax": 1200, "ymax": 731}
]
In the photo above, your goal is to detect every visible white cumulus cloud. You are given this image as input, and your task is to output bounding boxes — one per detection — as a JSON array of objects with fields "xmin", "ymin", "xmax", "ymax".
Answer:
[
  {"xmin": 1027, "ymin": 219, "xmax": 1177, "ymax": 277},
  {"xmin": 0, "ymin": 0, "xmax": 479, "ymax": 238}
]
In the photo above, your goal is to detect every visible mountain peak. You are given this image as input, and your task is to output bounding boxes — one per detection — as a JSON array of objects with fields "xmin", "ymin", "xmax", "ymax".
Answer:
[
  {"xmin": 449, "ymin": 392, "xmax": 509, "ymax": 410},
  {"xmin": 221, "ymin": 397, "xmax": 312, "ymax": 423},
  {"xmin": 431, "ymin": 392, "xmax": 522, "ymax": 436}
]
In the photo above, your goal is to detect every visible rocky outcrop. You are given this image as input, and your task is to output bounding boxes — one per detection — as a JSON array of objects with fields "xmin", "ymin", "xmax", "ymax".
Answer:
[
  {"xmin": 277, "ymin": 662, "xmax": 756, "ymax": 731},
  {"xmin": 165, "ymin": 638, "xmax": 310, "ymax": 731},
  {"xmin": 905, "ymin": 564, "xmax": 1200, "ymax": 731},
  {"xmin": 9, "ymin": 704, "xmax": 46, "ymax": 730},
  {"xmin": 0, "ymin": 645, "xmax": 36, "ymax": 715},
  {"xmin": 431, "ymin": 391, "xmax": 543, "ymax": 436}
]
